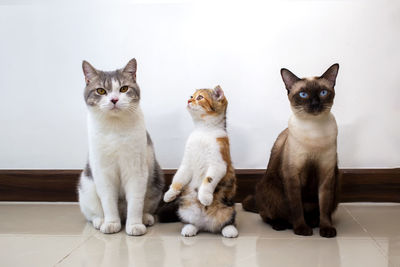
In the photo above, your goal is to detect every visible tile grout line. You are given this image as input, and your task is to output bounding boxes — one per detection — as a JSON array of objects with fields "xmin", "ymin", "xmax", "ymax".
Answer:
[
  {"xmin": 53, "ymin": 234, "xmax": 95, "ymax": 267},
  {"xmin": 342, "ymin": 205, "xmax": 390, "ymax": 261}
]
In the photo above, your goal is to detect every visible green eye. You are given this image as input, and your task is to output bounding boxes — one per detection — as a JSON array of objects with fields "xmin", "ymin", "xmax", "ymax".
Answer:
[
  {"xmin": 120, "ymin": 86, "xmax": 129, "ymax": 93},
  {"xmin": 196, "ymin": 95, "xmax": 203, "ymax": 100},
  {"xmin": 96, "ymin": 88, "xmax": 106, "ymax": 95}
]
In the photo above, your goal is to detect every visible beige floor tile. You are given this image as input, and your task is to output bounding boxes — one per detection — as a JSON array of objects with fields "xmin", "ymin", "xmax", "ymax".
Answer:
[
  {"xmin": 345, "ymin": 204, "xmax": 400, "ymax": 267},
  {"xmin": 235, "ymin": 238, "xmax": 390, "ymax": 267},
  {"xmin": 0, "ymin": 203, "xmax": 93, "ymax": 236},
  {"xmin": 0, "ymin": 235, "xmax": 90, "ymax": 267}
]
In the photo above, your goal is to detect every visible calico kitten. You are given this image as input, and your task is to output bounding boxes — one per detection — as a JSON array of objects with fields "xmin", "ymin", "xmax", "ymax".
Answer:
[
  {"xmin": 78, "ymin": 59, "xmax": 164, "ymax": 236},
  {"xmin": 162, "ymin": 86, "xmax": 238, "ymax": 238},
  {"xmin": 242, "ymin": 64, "xmax": 340, "ymax": 238}
]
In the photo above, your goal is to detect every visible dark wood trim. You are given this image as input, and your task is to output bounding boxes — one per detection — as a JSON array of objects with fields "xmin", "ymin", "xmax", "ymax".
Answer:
[{"xmin": 0, "ymin": 169, "xmax": 399, "ymax": 202}]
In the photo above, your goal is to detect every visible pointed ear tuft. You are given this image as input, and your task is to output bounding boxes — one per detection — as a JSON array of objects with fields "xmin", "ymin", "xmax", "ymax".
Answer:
[
  {"xmin": 213, "ymin": 85, "xmax": 225, "ymax": 101},
  {"xmin": 280, "ymin": 68, "xmax": 300, "ymax": 92},
  {"xmin": 123, "ymin": 58, "xmax": 137, "ymax": 80},
  {"xmin": 320, "ymin": 63, "xmax": 339, "ymax": 87},
  {"xmin": 82, "ymin": 60, "xmax": 98, "ymax": 85}
]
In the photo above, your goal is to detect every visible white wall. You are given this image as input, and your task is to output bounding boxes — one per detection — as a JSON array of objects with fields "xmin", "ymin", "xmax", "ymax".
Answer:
[{"xmin": 0, "ymin": 0, "xmax": 399, "ymax": 169}]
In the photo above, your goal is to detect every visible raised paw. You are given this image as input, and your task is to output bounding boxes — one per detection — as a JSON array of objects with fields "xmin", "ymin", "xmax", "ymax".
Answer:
[
  {"xmin": 222, "ymin": 225, "xmax": 238, "ymax": 238},
  {"xmin": 293, "ymin": 224, "xmax": 313, "ymax": 236},
  {"xmin": 164, "ymin": 189, "xmax": 179, "ymax": 203},
  {"xmin": 126, "ymin": 223, "xmax": 147, "ymax": 236},
  {"xmin": 181, "ymin": 224, "xmax": 198, "ymax": 237},
  {"xmin": 92, "ymin": 218, "xmax": 104, "ymax": 230},
  {"xmin": 143, "ymin": 213, "xmax": 155, "ymax": 226},
  {"xmin": 198, "ymin": 191, "xmax": 213, "ymax": 206},
  {"xmin": 100, "ymin": 221, "xmax": 121, "ymax": 234},
  {"xmin": 319, "ymin": 226, "xmax": 337, "ymax": 238}
]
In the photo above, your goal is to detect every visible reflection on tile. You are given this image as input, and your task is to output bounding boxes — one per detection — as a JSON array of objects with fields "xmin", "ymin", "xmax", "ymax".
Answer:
[
  {"xmin": 0, "ymin": 202, "xmax": 397, "ymax": 267},
  {"xmin": 0, "ymin": 203, "xmax": 91, "ymax": 236},
  {"xmin": 0, "ymin": 235, "xmax": 88, "ymax": 267}
]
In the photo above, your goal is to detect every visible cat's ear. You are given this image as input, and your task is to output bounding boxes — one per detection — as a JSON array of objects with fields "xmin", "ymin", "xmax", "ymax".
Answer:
[
  {"xmin": 320, "ymin": 63, "xmax": 339, "ymax": 88},
  {"xmin": 82, "ymin": 60, "xmax": 98, "ymax": 85},
  {"xmin": 213, "ymin": 85, "xmax": 225, "ymax": 101},
  {"xmin": 123, "ymin": 58, "xmax": 137, "ymax": 80},
  {"xmin": 281, "ymin": 68, "xmax": 300, "ymax": 92}
]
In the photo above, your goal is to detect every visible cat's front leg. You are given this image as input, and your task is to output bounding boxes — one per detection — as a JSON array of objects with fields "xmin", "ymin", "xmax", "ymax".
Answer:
[
  {"xmin": 318, "ymin": 165, "xmax": 339, "ymax": 238},
  {"xmin": 164, "ymin": 164, "xmax": 191, "ymax": 202},
  {"xmin": 124, "ymin": 166, "xmax": 148, "ymax": 236},
  {"xmin": 284, "ymin": 170, "xmax": 313, "ymax": 236},
  {"xmin": 198, "ymin": 164, "xmax": 226, "ymax": 206},
  {"xmin": 94, "ymin": 167, "xmax": 121, "ymax": 234}
]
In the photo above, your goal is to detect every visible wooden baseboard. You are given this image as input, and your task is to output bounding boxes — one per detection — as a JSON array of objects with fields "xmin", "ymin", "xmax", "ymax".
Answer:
[{"xmin": 0, "ymin": 169, "xmax": 399, "ymax": 202}]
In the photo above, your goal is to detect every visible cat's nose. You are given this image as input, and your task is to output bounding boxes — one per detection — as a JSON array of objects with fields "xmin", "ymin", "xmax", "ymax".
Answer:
[{"xmin": 111, "ymin": 98, "xmax": 119, "ymax": 104}]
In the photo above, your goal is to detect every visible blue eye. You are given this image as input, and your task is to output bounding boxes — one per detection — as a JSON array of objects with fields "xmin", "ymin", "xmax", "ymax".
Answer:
[
  {"xmin": 320, "ymin": 90, "xmax": 328, "ymax": 96},
  {"xmin": 299, "ymin": 92, "xmax": 308, "ymax": 98}
]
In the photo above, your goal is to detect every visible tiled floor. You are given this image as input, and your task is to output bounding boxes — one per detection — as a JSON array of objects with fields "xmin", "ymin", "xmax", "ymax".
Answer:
[{"xmin": 0, "ymin": 203, "xmax": 399, "ymax": 267}]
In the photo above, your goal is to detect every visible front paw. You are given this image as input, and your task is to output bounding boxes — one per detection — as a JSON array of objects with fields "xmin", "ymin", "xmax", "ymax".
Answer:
[
  {"xmin": 126, "ymin": 223, "xmax": 147, "ymax": 236},
  {"xmin": 320, "ymin": 226, "xmax": 337, "ymax": 238},
  {"xmin": 293, "ymin": 224, "xmax": 313, "ymax": 236},
  {"xmin": 198, "ymin": 190, "xmax": 213, "ymax": 206},
  {"xmin": 164, "ymin": 189, "xmax": 179, "ymax": 202},
  {"xmin": 100, "ymin": 221, "xmax": 121, "ymax": 234}
]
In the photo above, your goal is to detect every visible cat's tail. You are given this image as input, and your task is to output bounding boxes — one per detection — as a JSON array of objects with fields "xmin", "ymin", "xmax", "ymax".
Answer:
[
  {"xmin": 242, "ymin": 194, "xmax": 258, "ymax": 213},
  {"xmin": 157, "ymin": 200, "xmax": 180, "ymax": 223}
]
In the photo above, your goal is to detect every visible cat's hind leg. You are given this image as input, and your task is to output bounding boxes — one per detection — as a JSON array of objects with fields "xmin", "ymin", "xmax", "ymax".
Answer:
[
  {"xmin": 221, "ymin": 225, "xmax": 238, "ymax": 238},
  {"xmin": 78, "ymin": 172, "xmax": 104, "ymax": 230},
  {"xmin": 181, "ymin": 224, "xmax": 198, "ymax": 237}
]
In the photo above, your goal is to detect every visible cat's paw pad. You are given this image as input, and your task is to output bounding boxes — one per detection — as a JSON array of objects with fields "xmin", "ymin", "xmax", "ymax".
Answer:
[
  {"xmin": 92, "ymin": 218, "xmax": 104, "ymax": 230},
  {"xmin": 143, "ymin": 213, "xmax": 155, "ymax": 226},
  {"xmin": 181, "ymin": 224, "xmax": 198, "ymax": 237},
  {"xmin": 222, "ymin": 225, "xmax": 238, "ymax": 238},
  {"xmin": 100, "ymin": 221, "xmax": 121, "ymax": 234},
  {"xmin": 164, "ymin": 189, "xmax": 179, "ymax": 203},
  {"xmin": 294, "ymin": 224, "xmax": 313, "ymax": 236},
  {"xmin": 126, "ymin": 223, "xmax": 147, "ymax": 236},
  {"xmin": 319, "ymin": 226, "xmax": 337, "ymax": 238},
  {"xmin": 198, "ymin": 191, "xmax": 213, "ymax": 206}
]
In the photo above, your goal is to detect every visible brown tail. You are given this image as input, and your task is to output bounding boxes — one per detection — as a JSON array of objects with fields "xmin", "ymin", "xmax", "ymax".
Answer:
[
  {"xmin": 157, "ymin": 200, "xmax": 180, "ymax": 223},
  {"xmin": 242, "ymin": 194, "xmax": 258, "ymax": 213}
]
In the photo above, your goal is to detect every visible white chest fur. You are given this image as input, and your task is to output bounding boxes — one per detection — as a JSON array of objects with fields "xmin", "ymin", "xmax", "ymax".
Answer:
[
  {"xmin": 87, "ymin": 109, "xmax": 147, "ymax": 177},
  {"xmin": 288, "ymin": 112, "xmax": 338, "ymax": 167},
  {"xmin": 184, "ymin": 127, "xmax": 227, "ymax": 185}
]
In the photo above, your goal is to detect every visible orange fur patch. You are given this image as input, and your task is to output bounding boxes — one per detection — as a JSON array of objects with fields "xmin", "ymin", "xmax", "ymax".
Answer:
[
  {"xmin": 171, "ymin": 182, "xmax": 183, "ymax": 191},
  {"xmin": 203, "ymin": 176, "xmax": 213, "ymax": 184},
  {"xmin": 216, "ymin": 137, "xmax": 232, "ymax": 166}
]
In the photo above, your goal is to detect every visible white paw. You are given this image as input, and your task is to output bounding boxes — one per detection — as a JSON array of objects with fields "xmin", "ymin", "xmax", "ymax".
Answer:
[
  {"xmin": 181, "ymin": 224, "xmax": 198, "ymax": 237},
  {"xmin": 92, "ymin": 218, "xmax": 104, "ymax": 230},
  {"xmin": 222, "ymin": 225, "xmax": 238, "ymax": 238},
  {"xmin": 100, "ymin": 221, "xmax": 121, "ymax": 234},
  {"xmin": 164, "ymin": 189, "xmax": 179, "ymax": 202},
  {"xmin": 198, "ymin": 191, "xmax": 213, "ymax": 206},
  {"xmin": 126, "ymin": 223, "xmax": 147, "ymax": 236},
  {"xmin": 143, "ymin": 213, "xmax": 155, "ymax": 226}
]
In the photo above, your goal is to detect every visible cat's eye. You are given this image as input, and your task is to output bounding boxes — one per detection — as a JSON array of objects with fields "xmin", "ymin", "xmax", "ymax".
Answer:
[
  {"xmin": 120, "ymin": 86, "xmax": 129, "ymax": 93},
  {"xmin": 320, "ymin": 90, "xmax": 328, "ymax": 96},
  {"xmin": 196, "ymin": 95, "xmax": 203, "ymax": 101},
  {"xmin": 96, "ymin": 88, "xmax": 107, "ymax": 95},
  {"xmin": 299, "ymin": 92, "xmax": 308, "ymax": 98}
]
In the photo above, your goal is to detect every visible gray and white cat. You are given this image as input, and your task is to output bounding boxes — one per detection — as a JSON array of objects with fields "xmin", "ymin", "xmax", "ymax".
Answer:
[{"xmin": 78, "ymin": 58, "xmax": 164, "ymax": 236}]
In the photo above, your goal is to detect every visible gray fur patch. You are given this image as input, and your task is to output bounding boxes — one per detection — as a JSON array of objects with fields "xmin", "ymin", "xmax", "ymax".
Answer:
[{"xmin": 83, "ymin": 163, "xmax": 92, "ymax": 179}]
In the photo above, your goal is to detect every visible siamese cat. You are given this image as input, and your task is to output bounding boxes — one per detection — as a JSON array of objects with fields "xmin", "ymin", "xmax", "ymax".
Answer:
[{"xmin": 242, "ymin": 64, "xmax": 340, "ymax": 238}]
